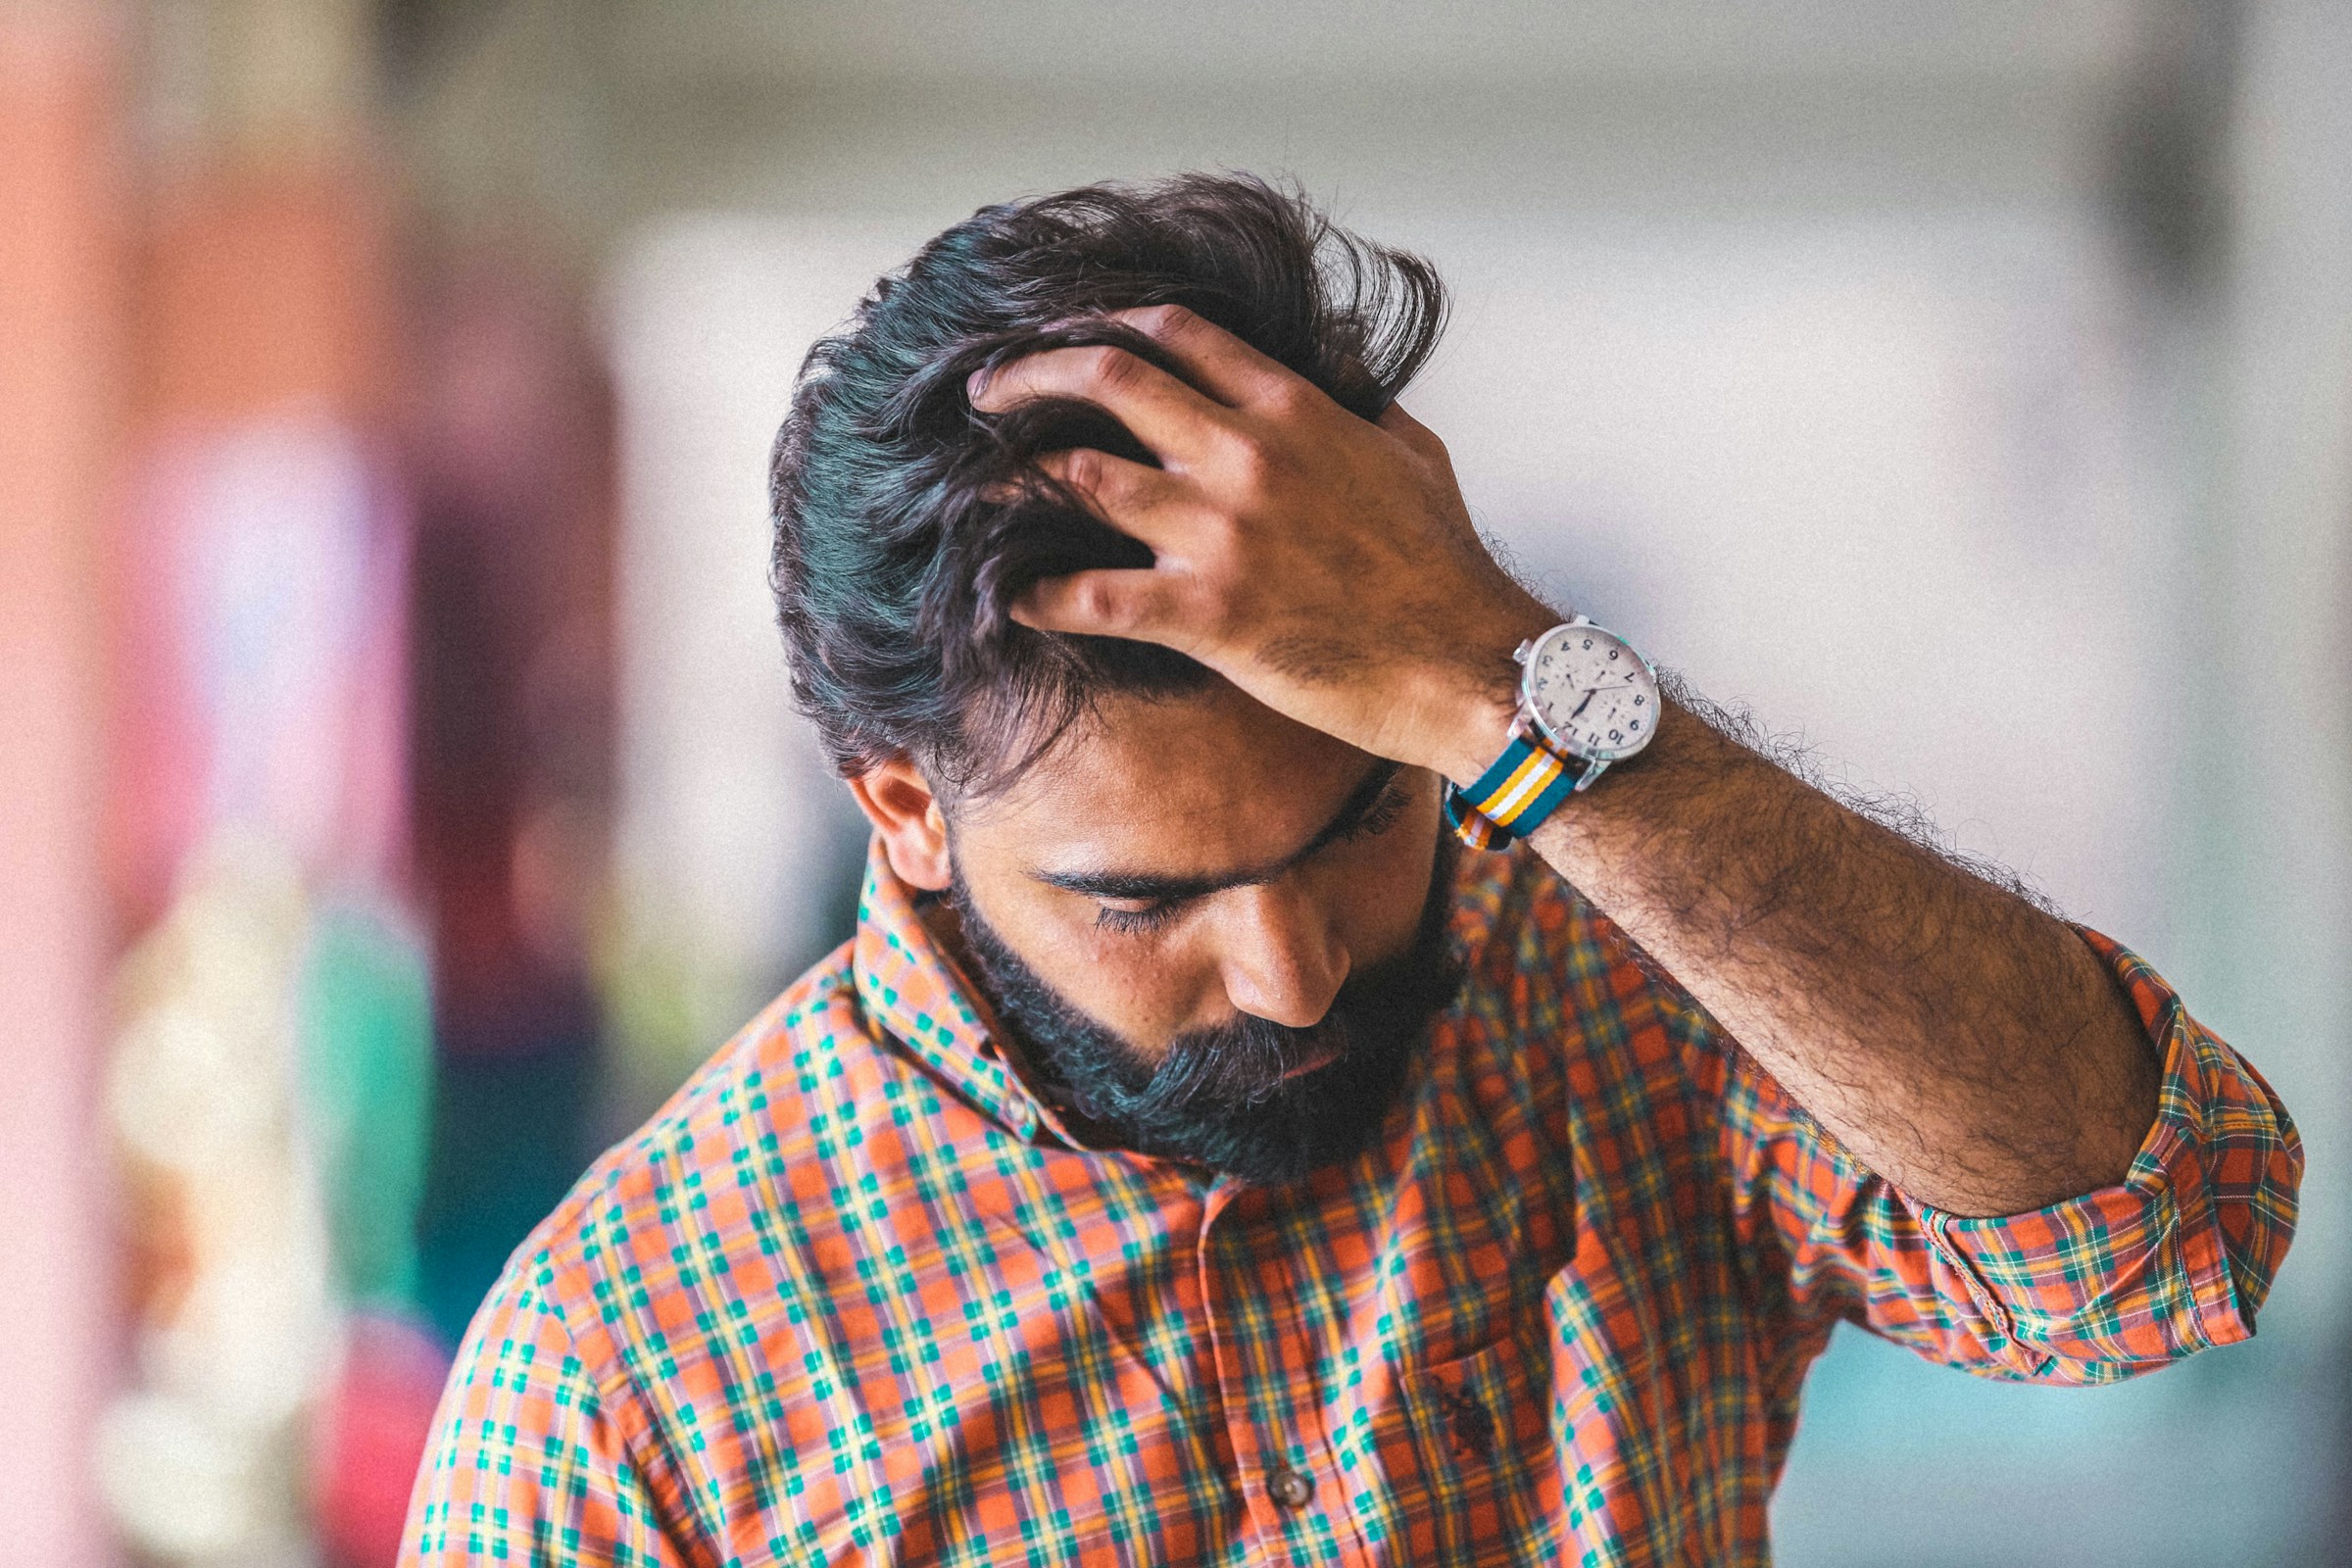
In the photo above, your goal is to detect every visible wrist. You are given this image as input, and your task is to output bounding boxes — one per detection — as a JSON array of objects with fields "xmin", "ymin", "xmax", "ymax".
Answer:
[
  {"xmin": 1431, "ymin": 687, "xmax": 1529, "ymax": 790},
  {"xmin": 1414, "ymin": 600, "xmax": 1555, "ymax": 787},
  {"xmin": 1433, "ymin": 611, "xmax": 1676, "ymax": 847}
]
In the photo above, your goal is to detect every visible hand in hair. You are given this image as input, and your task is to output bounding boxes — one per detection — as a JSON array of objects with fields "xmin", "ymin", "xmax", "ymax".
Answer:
[
  {"xmin": 975, "ymin": 302, "xmax": 2167, "ymax": 1219},
  {"xmin": 968, "ymin": 303, "xmax": 1552, "ymax": 789}
]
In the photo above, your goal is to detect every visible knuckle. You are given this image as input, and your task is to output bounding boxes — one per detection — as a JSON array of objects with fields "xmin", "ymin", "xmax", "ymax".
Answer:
[
  {"xmin": 1262, "ymin": 379, "xmax": 1317, "ymax": 419},
  {"xmin": 1061, "ymin": 447, "xmax": 1103, "ymax": 492},
  {"xmin": 1200, "ymin": 512, "xmax": 1248, "ymax": 564},
  {"xmin": 1221, "ymin": 431, "xmax": 1280, "ymax": 494},
  {"xmin": 1129, "ymin": 303, "xmax": 1198, "ymax": 337},
  {"xmin": 1075, "ymin": 579, "xmax": 1132, "ymax": 629},
  {"xmin": 1080, "ymin": 345, "xmax": 1139, "ymax": 394},
  {"xmin": 1187, "ymin": 545, "xmax": 1241, "ymax": 597}
]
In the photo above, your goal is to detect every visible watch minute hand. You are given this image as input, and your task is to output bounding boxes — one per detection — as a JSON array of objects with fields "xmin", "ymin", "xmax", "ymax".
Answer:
[{"xmin": 1568, "ymin": 678, "xmax": 1643, "ymax": 708}]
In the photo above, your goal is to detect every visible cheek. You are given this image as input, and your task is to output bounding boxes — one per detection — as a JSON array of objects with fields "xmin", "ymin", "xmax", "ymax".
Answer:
[{"xmin": 1001, "ymin": 889, "xmax": 1220, "ymax": 1048}]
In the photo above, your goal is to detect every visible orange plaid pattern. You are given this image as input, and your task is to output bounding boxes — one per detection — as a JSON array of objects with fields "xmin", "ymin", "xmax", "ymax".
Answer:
[{"xmin": 402, "ymin": 837, "xmax": 2299, "ymax": 1565}]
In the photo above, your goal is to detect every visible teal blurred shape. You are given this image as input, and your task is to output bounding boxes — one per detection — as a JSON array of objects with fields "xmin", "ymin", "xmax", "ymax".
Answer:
[{"xmin": 299, "ymin": 899, "xmax": 435, "ymax": 1315}]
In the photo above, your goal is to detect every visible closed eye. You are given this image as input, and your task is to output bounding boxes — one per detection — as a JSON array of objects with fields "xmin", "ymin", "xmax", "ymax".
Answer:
[
  {"xmin": 1097, "ymin": 898, "xmax": 1188, "ymax": 935},
  {"xmin": 1332, "ymin": 776, "xmax": 1409, "ymax": 845},
  {"xmin": 1094, "ymin": 777, "xmax": 1408, "ymax": 935}
]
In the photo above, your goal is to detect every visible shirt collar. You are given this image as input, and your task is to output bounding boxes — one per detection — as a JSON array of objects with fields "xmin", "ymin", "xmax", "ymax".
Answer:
[{"xmin": 850, "ymin": 833, "xmax": 1063, "ymax": 1144}]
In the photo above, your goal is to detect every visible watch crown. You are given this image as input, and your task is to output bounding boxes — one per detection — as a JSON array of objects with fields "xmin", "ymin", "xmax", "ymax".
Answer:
[{"xmin": 1511, "ymin": 638, "xmax": 1535, "ymax": 664}]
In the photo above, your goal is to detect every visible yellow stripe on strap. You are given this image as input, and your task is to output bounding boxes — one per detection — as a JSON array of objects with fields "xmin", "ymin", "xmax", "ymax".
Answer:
[{"xmin": 1480, "ymin": 747, "xmax": 1564, "ymax": 825}]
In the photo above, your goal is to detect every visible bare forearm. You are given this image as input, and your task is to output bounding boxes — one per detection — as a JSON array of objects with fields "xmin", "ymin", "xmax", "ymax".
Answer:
[
  {"xmin": 1516, "ymin": 697, "xmax": 2160, "ymax": 1216},
  {"xmin": 961, "ymin": 308, "xmax": 2162, "ymax": 1215}
]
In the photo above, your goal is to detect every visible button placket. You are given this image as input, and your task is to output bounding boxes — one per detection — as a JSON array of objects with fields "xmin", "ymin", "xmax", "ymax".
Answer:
[
  {"xmin": 1200, "ymin": 1175, "xmax": 1373, "ymax": 1564},
  {"xmin": 1201, "ymin": 1180, "xmax": 1308, "ymax": 1544}
]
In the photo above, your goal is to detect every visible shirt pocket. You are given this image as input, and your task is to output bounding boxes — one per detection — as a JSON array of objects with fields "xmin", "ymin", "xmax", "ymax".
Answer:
[{"xmin": 1373, "ymin": 1327, "xmax": 1563, "ymax": 1566}]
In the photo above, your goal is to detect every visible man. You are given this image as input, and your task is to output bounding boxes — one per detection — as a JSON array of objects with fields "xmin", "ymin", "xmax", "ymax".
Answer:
[{"xmin": 403, "ymin": 175, "xmax": 2300, "ymax": 1565}]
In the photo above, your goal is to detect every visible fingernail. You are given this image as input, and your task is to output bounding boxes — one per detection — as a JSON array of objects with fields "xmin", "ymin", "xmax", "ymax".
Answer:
[{"xmin": 965, "ymin": 366, "xmax": 992, "ymax": 402}]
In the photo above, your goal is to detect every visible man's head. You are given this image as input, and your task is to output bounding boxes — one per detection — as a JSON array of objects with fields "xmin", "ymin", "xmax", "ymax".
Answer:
[{"xmin": 769, "ymin": 174, "xmax": 1461, "ymax": 1182}]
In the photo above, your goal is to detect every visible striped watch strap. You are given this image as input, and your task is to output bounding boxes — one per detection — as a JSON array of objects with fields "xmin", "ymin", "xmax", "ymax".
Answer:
[{"xmin": 1443, "ymin": 728, "xmax": 1580, "ymax": 850}]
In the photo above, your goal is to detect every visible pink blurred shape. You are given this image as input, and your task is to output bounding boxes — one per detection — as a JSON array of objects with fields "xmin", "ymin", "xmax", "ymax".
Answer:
[{"xmin": 311, "ymin": 1313, "xmax": 452, "ymax": 1568}]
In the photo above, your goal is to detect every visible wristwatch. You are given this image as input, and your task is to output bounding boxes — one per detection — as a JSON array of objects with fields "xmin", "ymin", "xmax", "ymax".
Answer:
[{"xmin": 1444, "ymin": 616, "xmax": 1661, "ymax": 850}]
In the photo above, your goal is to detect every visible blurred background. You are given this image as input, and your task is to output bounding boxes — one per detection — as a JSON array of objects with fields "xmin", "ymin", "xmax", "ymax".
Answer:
[{"xmin": 3, "ymin": 0, "xmax": 2346, "ymax": 1562}]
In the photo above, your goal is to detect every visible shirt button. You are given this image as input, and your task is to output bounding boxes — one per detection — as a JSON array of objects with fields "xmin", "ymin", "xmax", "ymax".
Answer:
[{"xmin": 1266, "ymin": 1466, "xmax": 1314, "ymax": 1510}]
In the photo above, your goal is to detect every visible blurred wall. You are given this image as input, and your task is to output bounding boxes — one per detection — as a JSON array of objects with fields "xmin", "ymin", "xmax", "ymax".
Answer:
[{"xmin": 0, "ymin": 13, "xmax": 126, "ymax": 1566}]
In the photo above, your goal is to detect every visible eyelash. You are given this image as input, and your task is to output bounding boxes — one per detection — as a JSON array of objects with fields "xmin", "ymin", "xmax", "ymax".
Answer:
[
  {"xmin": 1092, "ymin": 779, "xmax": 1411, "ymax": 935},
  {"xmin": 1343, "ymin": 780, "xmax": 1409, "ymax": 842},
  {"xmin": 1097, "ymin": 901, "xmax": 1186, "ymax": 935}
]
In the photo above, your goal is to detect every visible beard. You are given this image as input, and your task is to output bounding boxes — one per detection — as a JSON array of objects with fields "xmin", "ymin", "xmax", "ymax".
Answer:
[{"xmin": 946, "ymin": 830, "xmax": 1465, "ymax": 1186}]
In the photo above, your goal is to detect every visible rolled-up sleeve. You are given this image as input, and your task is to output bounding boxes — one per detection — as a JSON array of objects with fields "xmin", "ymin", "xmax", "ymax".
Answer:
[{"xmin": 1726, "ymin": 928, "xmax": 2302, "ymax": 1385}]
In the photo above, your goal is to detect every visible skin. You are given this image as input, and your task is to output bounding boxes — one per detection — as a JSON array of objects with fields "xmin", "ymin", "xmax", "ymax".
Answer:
[
  {"xmin": 853, "ymin": 686, "xmax": 1443, "ymax": 1063},
  {"xmin": 858, "ymin": 303, "xmax": 2159, "ymax": 1218}
]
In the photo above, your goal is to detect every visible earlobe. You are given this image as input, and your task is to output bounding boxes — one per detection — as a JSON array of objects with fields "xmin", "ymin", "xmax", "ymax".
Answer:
[{"xmin": 849, "ymin": 759, "xmax": 954, "ymax": 891}]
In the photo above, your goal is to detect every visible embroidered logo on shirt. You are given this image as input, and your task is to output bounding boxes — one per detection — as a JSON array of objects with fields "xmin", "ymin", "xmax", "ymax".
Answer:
[{"xmin": 1429, "ymin": 1381, "xmax": 1497, "ymax": 1464}]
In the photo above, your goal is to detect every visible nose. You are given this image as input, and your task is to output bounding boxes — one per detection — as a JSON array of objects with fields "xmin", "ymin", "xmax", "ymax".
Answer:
[{"xmin": 1217, "ymin": 880, "xmax": 1349, "ymax": 1030}]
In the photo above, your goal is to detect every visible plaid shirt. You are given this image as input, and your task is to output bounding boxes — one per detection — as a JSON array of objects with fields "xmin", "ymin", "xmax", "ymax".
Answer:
[{"xmin": 403, "ymin": 836, "xmax": 2299, "ymax": 1566}]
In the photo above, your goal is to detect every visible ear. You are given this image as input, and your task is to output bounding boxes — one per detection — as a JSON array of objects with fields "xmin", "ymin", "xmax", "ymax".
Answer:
[{"xmin": 849, "ymin": 757, "xmax": 954, "ymax": 892}]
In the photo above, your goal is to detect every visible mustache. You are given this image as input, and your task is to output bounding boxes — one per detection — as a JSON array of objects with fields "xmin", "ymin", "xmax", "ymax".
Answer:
[
  {"xmin": 1138, "ymin": 1014, "xmax": 1339, "ymax": 1109},
  {"xmin": 1129, "ymin": 940, "xmax": 1466, "ymax": 1113}
]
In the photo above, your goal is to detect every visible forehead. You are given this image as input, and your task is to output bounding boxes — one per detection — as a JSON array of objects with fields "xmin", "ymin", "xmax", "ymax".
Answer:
[{"xmin": 959, "ymin": 679, "xmax": 1374, "ymax": 868}]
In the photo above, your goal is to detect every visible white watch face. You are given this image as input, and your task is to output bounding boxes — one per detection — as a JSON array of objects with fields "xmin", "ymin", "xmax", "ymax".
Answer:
[{"xmin": 1524, "ymin": 621, "xmax": 1659, "ymax": 761}]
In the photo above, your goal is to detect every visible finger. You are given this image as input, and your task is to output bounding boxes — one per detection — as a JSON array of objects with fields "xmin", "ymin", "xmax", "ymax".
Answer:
[
  {"xmin": 1104, "ymin": 304, "xmax": 1302, "ymax": 411},
  {"xmin": 969, "ymin": 344, "xmax": 1233, "ymax": 467},
  {"xmin": 1033, "ymin": 448, "xmax": 1193, "ymax": 547},
  {"xmin": 1010, "ymin": 567, "xmax": 1191, "ymax": 647}
]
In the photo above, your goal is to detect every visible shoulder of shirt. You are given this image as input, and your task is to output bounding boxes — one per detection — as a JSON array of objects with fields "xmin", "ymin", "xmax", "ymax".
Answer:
[{"xmin": 466, "ymin": 937, "xmax": 876, "ymax": 1387}]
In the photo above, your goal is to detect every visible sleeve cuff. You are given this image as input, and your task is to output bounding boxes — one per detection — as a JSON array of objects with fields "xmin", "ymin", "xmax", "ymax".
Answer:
[{"xmin": 1906, "ymin": 928, "xmax": 2301, "ymax": 1382}]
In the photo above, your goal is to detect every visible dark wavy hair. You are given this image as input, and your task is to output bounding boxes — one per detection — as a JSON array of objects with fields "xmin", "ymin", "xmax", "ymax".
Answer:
[{"xmin": 768, "ymin": 172, "xmax": 1448, "ymax": 799}]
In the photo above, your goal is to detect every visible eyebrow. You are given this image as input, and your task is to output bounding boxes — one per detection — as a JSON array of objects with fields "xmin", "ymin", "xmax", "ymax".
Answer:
[{"xmin": 1035, "ymin": 760, "xmax": 1406, "ymax": 904}]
